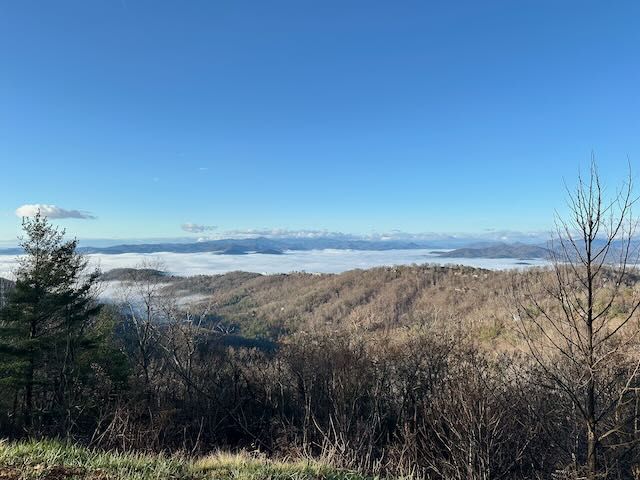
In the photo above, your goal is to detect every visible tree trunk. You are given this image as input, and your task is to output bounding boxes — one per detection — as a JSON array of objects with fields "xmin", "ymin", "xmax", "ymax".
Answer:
[
  {"xmin": 586, "ymin": 237, "xmax": 597, "ymax": 480},
  {"xmin": 586, "ymin": 401, "xmax": 597, "ymax": 480},
  {"xmin": 24, "ymin": 317, "xmax": 37, "ymax": 430},
  {"xmin": 24, "ymin": 357, "xmax": 33, "ymax": 429}
]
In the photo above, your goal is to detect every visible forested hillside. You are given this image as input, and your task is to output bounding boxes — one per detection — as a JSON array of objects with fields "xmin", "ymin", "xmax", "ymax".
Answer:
[{"xmin": 128, "ymin": 265, "xmax": 515, "ymax": 343}]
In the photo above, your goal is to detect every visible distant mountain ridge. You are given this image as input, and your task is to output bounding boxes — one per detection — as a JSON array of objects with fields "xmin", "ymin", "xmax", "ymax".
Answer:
[
  {"xmin": 0, "ymin": 237, "xmax": 436, "ymax": 256},
  {"xmin": 437, "ymin": 243, "xmax": 550, "ymax": 259},
  {"xmin": 0, "ymin": 237, "xmax": 553, "ymax": 258}
]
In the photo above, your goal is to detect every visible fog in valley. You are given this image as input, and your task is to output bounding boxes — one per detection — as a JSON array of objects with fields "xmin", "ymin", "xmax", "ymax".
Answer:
[{"xmin": 0, "ymin": 248, "xmax": 551, "ymax": 280}]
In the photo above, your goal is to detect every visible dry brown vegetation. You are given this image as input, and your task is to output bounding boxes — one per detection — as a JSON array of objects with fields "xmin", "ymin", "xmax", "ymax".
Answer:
[
  {"xmin": 160, "ymin": 264, "xmax": 519, "ymax": 344},
  {"xmin": 75, "ymin": 261, "xmax": 637, "ymax": 479}
]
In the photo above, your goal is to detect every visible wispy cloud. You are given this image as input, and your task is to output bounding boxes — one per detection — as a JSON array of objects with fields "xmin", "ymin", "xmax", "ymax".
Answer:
[
  {"xmin": 215, "ymin": 228, "xmax": 343, "ymax": 239},
  {"xmin": 196, "ymin": 228, "xmax": 551, "ymax": 243},
  {"xmin": 181, "ymin": 223, "xmax": 218, "ymax": 233},
  {"xmin": 15, "ymin": 204, "xmax": 96, "ymax": 220}
]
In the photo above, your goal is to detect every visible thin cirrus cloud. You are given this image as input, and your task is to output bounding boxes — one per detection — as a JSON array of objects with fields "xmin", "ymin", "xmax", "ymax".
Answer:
[
  {"xmin": 15, "ymin": 204, "xmax": 96, "ymax": 220},
  {"xmin": 181, "ymin": 223, "xmax": 218, "ymax": 233},
  {"xmin": 198, "ymin": 228, "xmax": 551, "ymax": 243}
]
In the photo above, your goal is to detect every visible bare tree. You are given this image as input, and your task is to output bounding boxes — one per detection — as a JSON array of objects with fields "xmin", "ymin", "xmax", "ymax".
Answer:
[
  {"xmin": 514, "ymin": 160, "xmax": 640, "ymax": 478},
  {"xmin": 116, "ymin": 260, "xmax": 168, "ymax": 409}
]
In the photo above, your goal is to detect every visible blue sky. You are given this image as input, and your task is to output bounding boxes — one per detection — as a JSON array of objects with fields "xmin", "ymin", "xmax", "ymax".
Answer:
[{"xmin": 1, "ymin": 1, "xmax": 639, "ymax": 243}]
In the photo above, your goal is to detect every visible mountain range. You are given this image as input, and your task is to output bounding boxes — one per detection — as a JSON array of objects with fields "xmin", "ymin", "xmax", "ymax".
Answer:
[
  {"xmin": 0, "ymin": 237, "xmax": 428, "ymax": 256},
  {"xmin": 436, "ymin": 243, "xmax": 550, "ymax": 259},
  {"xmin": 0, "ymin": 237, "xmax": 553, "ymax": 259}
]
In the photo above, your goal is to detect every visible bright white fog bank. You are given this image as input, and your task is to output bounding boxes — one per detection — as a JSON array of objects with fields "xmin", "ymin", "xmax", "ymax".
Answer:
[{"xmin": 0, "ymin": 249, "xmax": 551, "ymax": 279}]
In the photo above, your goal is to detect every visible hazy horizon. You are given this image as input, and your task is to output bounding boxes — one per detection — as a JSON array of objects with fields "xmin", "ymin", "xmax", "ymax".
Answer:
[{"xmin": 0, "ymin": 227, "xmax": 553, "ymax": 250}]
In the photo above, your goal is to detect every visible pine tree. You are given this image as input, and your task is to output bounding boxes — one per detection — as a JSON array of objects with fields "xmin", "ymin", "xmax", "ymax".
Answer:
[{"xmin": 0, "ymin": 212, "xmax": 100, "ymax": 432}]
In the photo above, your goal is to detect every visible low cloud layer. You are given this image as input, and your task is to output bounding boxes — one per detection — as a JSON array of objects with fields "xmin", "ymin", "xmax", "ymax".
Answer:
[
  {"xmin": 15, "ymin": 204, "xmax": 96, "ymax": 220},
  {"xmin": 0, "ymin": 249, "xmax": 551, "ymax": 281},
  {"xmin": 181, "ymin": 223, "xmax": 218, "ymax": 233}
]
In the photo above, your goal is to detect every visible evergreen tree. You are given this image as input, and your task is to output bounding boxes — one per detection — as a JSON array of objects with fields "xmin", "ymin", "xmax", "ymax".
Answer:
[{"xmin": 0, "ymin": 212, "xmax": 100, "ymax": 432}]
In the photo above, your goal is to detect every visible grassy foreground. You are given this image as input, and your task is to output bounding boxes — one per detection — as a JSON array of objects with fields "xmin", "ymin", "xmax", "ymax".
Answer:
[{"xmin": 0, "ymin": 439, "xmax": 371, "ymax": 480}]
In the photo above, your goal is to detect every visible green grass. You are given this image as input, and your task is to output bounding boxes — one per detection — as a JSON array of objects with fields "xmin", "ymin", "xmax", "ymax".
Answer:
[{"xmin": 0, "ymin": 439, "xmax": 371, "ymax": 480}]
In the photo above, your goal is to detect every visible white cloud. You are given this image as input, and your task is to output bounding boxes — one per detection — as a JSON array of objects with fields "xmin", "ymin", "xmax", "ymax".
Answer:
[
  {"xmin": 219, "ymin": 228, "xmax": 343, "ymax": 239},
  {"xmin": 0, "ymin": 250, "xmax": 552, "ymax": 281},
  {"xmin": 15, "ymin": 204, "xmax": 96, "ymax": 220},
  {"xmin": 181, "ymin": 223, "xmax": 218, "ymax": 233},
  {"xmin": 195, "ymin": 228, "xmax": 551, "ymax": 244}
]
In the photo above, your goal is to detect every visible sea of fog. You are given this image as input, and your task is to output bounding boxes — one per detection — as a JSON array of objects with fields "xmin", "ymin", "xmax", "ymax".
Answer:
[
  {"xmin": 0, "ymin": 249, "xmax": 546, "ymax": 278},
  {"xmin": 0, "ymin": 249, "xmax": 551, "ymax": 280}
]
